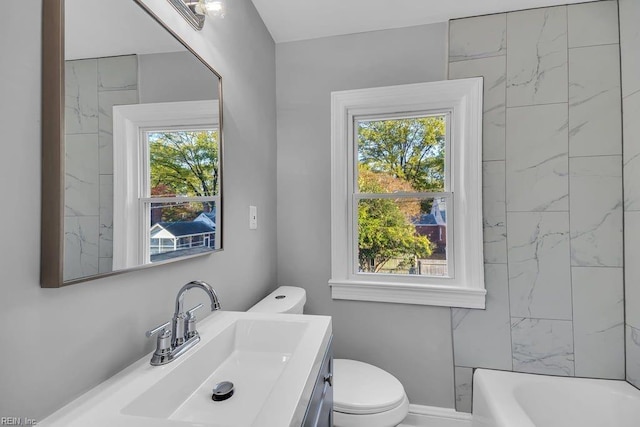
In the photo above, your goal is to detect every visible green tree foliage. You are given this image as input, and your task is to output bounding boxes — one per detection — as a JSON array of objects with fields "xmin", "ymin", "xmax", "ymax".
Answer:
[
  {"xmin": 358, "ymin": 166, "xmax": 432, "ymax": 273},
  {"xmin": 358, "ymin": 116, "xmax": 446, "ymax": 192},
  {"xmin": 149, "ymin": 130, "xmax": 219, "ymax": 196},
  {"xmin": 148, "ymin": 130, "xmax": 219, "ymax": 215}
]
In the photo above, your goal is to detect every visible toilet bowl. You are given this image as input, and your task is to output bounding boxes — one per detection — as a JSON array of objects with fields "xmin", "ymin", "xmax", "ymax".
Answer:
[{"xmin": 249, "ymin": 286, "xmax": 410, "ymax": 427}]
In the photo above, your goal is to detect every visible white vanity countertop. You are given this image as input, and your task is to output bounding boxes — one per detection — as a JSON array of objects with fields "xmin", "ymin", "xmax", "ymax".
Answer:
[{"xmin": 39, "ymin": 311, "xmax": 332, "ymax": 427}]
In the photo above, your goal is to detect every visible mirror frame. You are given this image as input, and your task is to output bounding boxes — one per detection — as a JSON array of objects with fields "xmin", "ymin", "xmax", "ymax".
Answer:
[{"xmin": 41, "ymin": 0, "xmax": 224, "ymax": 287}]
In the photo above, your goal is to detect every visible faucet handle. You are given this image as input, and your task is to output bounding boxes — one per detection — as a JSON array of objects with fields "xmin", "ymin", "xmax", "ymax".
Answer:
[
  {"xmin": 146, "ymin": 321, "xmax": 173, "ymax": 366},
  {"xmin": 187, "ymin": 303, "xmax": 204, "ymax": 319},
  {"xmin": 185, "ymin": 304, "xmax": 204, "ymax": 339},
  {"xmin": 146, "ymin": 321, "xmax": 171, "ymax": 338}
]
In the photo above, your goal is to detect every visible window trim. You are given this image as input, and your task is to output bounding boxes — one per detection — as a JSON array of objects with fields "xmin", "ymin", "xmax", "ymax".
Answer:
[
  {"xmin": 330, "ymin": 79, "xmax": 485, "ymax": 309},
  {"xmin": 112, "ymin": 100, "xmax": 220, "ymax": 270}
]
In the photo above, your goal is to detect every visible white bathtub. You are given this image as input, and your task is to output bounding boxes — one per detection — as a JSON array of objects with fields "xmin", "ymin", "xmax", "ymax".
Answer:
[{"xmin": 472, "ymin": 369, "xmax": 640, "ymax": 427}]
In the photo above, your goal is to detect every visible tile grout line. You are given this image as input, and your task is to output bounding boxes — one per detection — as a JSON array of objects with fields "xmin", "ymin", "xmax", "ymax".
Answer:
[
  {"xmin": 504, "ymin": 10, "xmax": 514, "ymax": 375},
  {"xmin": 618, "ymin": 0, "xmax": 630, "ymax": 384},
  {"xmin": 566, "ymin": 4, "xmax": 577, "ymax": 377}
]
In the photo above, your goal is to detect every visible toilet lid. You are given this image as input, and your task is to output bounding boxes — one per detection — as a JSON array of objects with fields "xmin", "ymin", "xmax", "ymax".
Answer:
[{"xmin": 333, "ymin": 359, "xmax": 406, "ymax": 415}]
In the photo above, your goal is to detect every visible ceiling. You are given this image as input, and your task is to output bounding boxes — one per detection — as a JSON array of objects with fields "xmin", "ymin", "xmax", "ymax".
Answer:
[
  {"xmin": 65, "ymin": 0, "xmax": 183, "ymax": 60},
  {"xmin": 251, "ymin": 0, "xmax": 595, "ymax": 43}
]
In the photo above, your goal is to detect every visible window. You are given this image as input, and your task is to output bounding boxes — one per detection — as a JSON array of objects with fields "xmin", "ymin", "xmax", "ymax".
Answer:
[
  {"xmin": 143, "ymin": 128, "xmax": 220, "ymax": 263},
  {"xmin": 112, "ymin": 100, "xmax": 221, "ymax": 269},
  {"xmin": 356, "ymin": 114, "xmax": 451, "ymax": 277},
  {"xmin": 330, "ymin": 79, "xmax": 485, "ymax": 308}
]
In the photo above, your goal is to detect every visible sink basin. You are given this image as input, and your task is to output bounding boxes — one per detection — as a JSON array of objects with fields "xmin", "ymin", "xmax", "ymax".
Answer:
[
  {"xmin": 40, "ymin": 311, "xmax": 332, "ymax": 427},
  {"xmin": 124, "ymin": 319, "xmax": 310, "ymax": 424}
]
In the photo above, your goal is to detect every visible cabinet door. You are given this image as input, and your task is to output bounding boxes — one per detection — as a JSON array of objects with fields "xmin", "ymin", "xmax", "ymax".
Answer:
[{"xmin": 302, "ymin": 337, "xmax": 333, "ymax": 427}]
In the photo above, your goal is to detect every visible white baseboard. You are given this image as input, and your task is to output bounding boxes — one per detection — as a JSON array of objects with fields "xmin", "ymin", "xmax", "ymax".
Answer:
[{"xmin": 401, "ymin": 404, "xmax": 472, "ymax": 427}]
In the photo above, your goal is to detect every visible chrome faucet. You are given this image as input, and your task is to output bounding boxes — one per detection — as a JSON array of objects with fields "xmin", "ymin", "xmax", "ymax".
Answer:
[{"xmin": 145, "ymin": 280, "xmax": 221, "ymax": 366}]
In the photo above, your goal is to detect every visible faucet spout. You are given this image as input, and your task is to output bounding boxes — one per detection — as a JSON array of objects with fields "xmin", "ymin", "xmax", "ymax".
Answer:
[
  {"xmin": 174, "ymin": 280, "xmax": 221, "ymax": 316},
  {"xmin": 172, "ymin": 280, "xmax": 221, "ymax": 347}
]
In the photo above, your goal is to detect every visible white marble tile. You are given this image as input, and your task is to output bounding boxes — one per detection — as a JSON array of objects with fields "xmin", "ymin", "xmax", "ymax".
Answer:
[
  {"xmin": 454, "ymin": 367, "xmax": 473, "ymax": 414},
  {"xmin": 568, "ymin": 0, "xmax": 619, "ymax": 48},
  {"xmin": 98, "ymin": 89, "xmax": 139, "ymax": 133},
  {"xmin": 99, "ymin": 258, "xmax": 113, "ymax": 274},
  {"xmin": 65, "ymin": 134, "xmax": 99, "ymax": 217},
  {"xmin": 64, "ymin": 216, "xmax": 99, "ymax": 282},
  {"xmin": 98, "ymin": 55, "xmax": 138, "ymax": 92},
  {"xmin": 627, "ymin": 326, "xmax": 640, "ymax": 388},
  {"xmin": 98, "ymin": 89, "xmax": 138, "ymax": 175},
  {"xmin": 507, "ymin": 212, "xmax": 572, "ymax": 320},
  {"xmin": 572, "ymin": 267, "xmax": 624, "ymax": 379},
  {"xmin": 569, "ymin": 45, "xmax": 622, "ymax": 157},
  {"xmin": 506, "ymin": 104, "xmax": 568, "ymax": 212},
  {"xmin": 511, "ymin": 318, "xmax": 574, "ymax": 376},
  {"xmin": 569, "ymin": 156, "xmax": 623, "ymax": 267},
  {"xmin": 453, "ymin": 264, "xmax": 512, "ymax": 370},
  {"xmin": 624, "ymin": 211, "xmax": 640, "ymax": 330},
  {"xmin": 506, "ymin": 6, "xmax": 568, "ymax": 107},
  {"xmin": 99, "ymin": 175, "xmax": 113, "ymax": 220},
  {"xmin": 619, "ymin": 0, "xmax": 640, "ymax": 98},
  {"xmin": 65, "ymin": 59, "xmax": 98, "ymax": 135},
  {"xmin": 99, "ymin": 175, "xmax": 113, "ymax": 259},
  {"xmin": 450, "ymin": 56, "xmax": 506, "ymax": 161},
  {"xmin": 623, "ymin": 92, "xmax": 640, "ymax": 211},
  {"xmin": 98, "ymin": 131, "xmax": 114, "ymax": 176},
  {"xmin": 482, "ymin": 161, "xmax": 507, "ymax": 264},
  {"xmin": 449, "ymin": 14, "xmax": 506, "ymax": 62}
]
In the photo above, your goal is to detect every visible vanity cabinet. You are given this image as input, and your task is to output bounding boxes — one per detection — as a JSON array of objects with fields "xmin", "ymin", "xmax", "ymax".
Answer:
[{"xmin": 302, "ymin": 337, "xmax": 333, "ymax": 427}]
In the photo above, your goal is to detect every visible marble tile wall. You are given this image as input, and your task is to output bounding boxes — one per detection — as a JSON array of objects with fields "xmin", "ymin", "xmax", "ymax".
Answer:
[
  {"xmin": 448, "ymin": 1, "xmax": 624, "ymax": 412},
  {"xmin": 64, "ymin": 55, "xmax": 138, "ymax": 281},
  {"xmin": 620, "ymin": 0, "xmax": 640, "ymax": 389}
]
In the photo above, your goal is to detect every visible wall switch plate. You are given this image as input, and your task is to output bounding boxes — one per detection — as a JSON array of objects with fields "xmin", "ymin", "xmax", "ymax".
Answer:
[{"xmin": 249, "ymin": 205, "xmax": 257, "ymax": 229}]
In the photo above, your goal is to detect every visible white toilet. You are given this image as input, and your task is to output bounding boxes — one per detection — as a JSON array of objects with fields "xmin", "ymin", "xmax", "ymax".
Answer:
[{"xmin": 249, "ymin": 286, "xmax": 410, "ymax": 427}]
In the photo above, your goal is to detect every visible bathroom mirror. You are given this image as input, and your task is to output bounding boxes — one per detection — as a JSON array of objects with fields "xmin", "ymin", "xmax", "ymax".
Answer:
[{"xmin": 41, "ymin": 0, "xmax": 223, "ymax": 287}]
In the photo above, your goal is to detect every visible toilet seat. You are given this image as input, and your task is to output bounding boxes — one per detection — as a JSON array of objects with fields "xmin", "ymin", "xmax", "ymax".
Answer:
[{"xmin": 333, "ymin": 359, "xmax": 409, "ymax": 427}]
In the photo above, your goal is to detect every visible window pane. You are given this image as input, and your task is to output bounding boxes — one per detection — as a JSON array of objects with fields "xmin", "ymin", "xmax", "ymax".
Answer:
[
  {"xmin": 357, "ymin": 116, "xmax": 446, "ymax": 193},
  {"xmin": 357, "ymin": 197, "xmax": 448, "ymax": 277},
  {"xmin": 149, "ymin": 200, "xmax": 217, "ymax": 262},
  {"xmin": 147, "ymin": 129, "xmax": 219, "ymax": 197}
]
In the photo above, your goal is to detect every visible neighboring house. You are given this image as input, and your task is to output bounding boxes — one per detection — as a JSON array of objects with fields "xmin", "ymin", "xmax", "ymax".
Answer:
[
  {"xmin": 194, "ymin": 209, "xmax": 217, "ymax": 229},
  {"xmin": 414, "ymin": 199, "xmax": 447, "ymax": 253},
  {"xmin": 150, "ymin": 221, "xmax": 216, "ymax": 255}
]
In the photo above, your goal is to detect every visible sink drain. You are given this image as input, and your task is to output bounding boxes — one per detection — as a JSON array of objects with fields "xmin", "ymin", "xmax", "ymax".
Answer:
[{"xmin": 212, "ymin": 381, "xmax": 234, "ymax": 401}]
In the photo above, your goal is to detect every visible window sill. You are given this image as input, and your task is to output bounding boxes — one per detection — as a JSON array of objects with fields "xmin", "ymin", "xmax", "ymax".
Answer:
[{"xmin": 328, "ymin": 279, "xmax": 486, "ymax": 309}]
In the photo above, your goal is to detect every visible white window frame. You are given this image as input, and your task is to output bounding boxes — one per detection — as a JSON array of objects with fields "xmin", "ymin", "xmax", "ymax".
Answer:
[
  {"xmin": 112, "ymin": 100, "xmax": 220, "ymax": 270},
  {"xmin": 329, "ymin": 79, "xmax": 485, "ymax": 309}
]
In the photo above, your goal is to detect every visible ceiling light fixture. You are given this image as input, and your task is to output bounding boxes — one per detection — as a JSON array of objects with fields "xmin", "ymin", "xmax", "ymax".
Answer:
[
  {"xmin": 167, "ymin": 0, "xmax": 225, "ymax": 31},
  {"xmin": 195, "ymin": 0, "xmax": 225, "ymax": 18}
]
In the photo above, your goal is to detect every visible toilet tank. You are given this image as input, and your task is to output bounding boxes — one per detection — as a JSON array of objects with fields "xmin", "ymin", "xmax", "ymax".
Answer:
[{"xmin": 248, "ymin": 286, "xmax": 306, "ymax": 314}]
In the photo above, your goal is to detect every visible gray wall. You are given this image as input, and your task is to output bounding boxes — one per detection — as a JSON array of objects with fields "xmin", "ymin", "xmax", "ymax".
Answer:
[
  {"xmin": 620, "ymin": 0, "xmax": 640, "ymax": 389},
  {"xmin": 0, "ymin": 0, "xmax": 276, "ymax": 419},
  {"xmin": 276, "ymin": 23, "xmax": 456, "ymax": 408},
  {"xmin": 448, "ymin": 1, "xmax": 624, "ymax": 412},
  {"xmin": 138, "ymin": 51, "xmax": 218, "ymax": 103}
]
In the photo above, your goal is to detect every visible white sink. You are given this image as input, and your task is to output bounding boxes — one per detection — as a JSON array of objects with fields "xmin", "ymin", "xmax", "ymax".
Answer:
[{"xmin": 40, "ymin": 311, "xmax": 332, "ymax": 427}]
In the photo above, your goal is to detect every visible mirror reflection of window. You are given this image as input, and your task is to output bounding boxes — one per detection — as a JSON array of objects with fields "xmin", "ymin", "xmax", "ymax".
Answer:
[
  {"xmin": 111, "ymin": 99, "xmax": 221, "ymax": 271},
  {"xmin": 145, "ymin": 128, "xmax": 220, "ymax": 262}
]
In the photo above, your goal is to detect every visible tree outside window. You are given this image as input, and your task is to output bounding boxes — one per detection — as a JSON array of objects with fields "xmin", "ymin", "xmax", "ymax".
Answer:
[{"xmin": 356, "ymin": 115, "xmax": 448, "ymax": 276}]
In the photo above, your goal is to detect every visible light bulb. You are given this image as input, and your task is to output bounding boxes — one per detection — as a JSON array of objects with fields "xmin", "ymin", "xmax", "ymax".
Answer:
[{"xmin": 196, "ymin": 0, "xmax": 225, "ymax": 18}]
